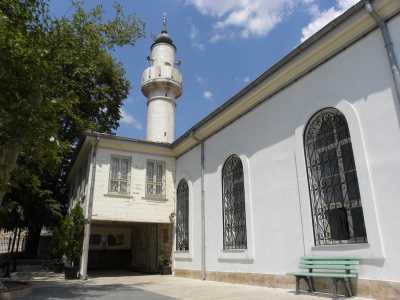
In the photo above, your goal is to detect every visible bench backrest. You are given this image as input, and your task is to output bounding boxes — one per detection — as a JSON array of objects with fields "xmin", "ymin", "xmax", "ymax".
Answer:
[{"xmin": 300, "ymin": 256, "xmax": 360, "ymax": 274}]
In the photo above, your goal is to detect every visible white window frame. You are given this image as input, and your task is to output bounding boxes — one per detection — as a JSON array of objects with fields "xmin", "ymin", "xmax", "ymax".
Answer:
[
  {"xmin": 108, "ymin": 155, "xmax": 131, "ymax": 195},
  {"xmin": 146, "ymin": 159, "xmax": 166, "ymax": 199}
]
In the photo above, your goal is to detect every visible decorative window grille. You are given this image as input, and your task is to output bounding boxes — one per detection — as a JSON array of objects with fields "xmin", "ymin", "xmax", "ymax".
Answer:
[
  {"xmin": 146, "ymin": 160, "xmax": 166, "ymax": 198},
  {"xmin": 222, "ymin": 155, "xmax": 247, "ymax": 250},
  {"xmin": 304, "ymin": 108, "xmax": 367, "ymax": 246},
  {"xmin": 176, "ymin": 179, "xmax": 189, "ymax": 251},
  {"xmin": 109, "ymin": 156, "xmax": 130, "ymax": 194}
]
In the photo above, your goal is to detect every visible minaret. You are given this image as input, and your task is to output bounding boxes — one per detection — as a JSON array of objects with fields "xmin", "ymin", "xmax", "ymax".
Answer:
[{"xmin": 141, "ymin": 15, "xmax": 182, "ymax": 143}]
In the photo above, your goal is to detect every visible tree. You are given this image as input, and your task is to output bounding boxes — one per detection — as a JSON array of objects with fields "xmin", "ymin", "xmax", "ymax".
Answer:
[
  {"xmin": 0, "ymin": 0, "xmax": 144, "ymax": 258},
  {"xmin": 0, "ymin": 0, "xmax": 144, "ymax": 204}
]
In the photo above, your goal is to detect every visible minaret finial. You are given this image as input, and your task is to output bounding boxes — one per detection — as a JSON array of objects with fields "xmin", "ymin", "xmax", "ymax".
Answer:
[{"xmin": 162, "ymin": 13, "xmax": 167, "ymax": 33}]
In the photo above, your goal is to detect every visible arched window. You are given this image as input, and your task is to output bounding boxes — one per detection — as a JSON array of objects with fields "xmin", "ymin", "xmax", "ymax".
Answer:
[
  {"xmin": 222, "ymin": 155, "xmax": 247, "ymax": 250},
  {"xmin": 304, "ymin": 108, "xmax": 367, "ymax": 246},
  {"xmin": 176, "ymin": 179, "xmax": 189, "ymax": 251}
]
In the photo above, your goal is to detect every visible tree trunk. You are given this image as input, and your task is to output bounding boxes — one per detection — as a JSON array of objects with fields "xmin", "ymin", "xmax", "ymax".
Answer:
[
  {"xmin": 0, "ymin": 146, "xmax": 19, "ymax": 206},
  {"xmin": 25, "ymin": 225, "xmax": 42, "ymax": 258}
]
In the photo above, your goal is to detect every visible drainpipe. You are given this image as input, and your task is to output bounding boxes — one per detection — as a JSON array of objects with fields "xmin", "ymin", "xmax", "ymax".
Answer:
[
  {"xmin": 365, "ymin": 1, "xmax": 400, "ymax": 105},
  {"xmin": 80, "ymin": 134, "xmax": 99, "ymax": 279},
  {"xmin": 191, "ymin": 131, "xmax": 206, "ymax": 280}
]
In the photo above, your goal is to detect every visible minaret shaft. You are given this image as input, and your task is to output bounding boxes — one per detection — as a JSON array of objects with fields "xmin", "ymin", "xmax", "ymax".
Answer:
[{"xmin": 141, "ymin": 17, "xmax": 182, "ymax": 143}]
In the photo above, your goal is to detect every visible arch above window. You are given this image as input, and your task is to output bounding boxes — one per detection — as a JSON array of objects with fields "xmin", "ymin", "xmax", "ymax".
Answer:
[
  {"xmin": 222, "ymin": 155, "xmax": 247, "ymax": 250},
  {"xmin": 176, "ymin": 179, "xmax": 189, "ymax": 251},
  {"xmin": 304, "ymin": 108, "xmax": 367, "ymax": 246}
]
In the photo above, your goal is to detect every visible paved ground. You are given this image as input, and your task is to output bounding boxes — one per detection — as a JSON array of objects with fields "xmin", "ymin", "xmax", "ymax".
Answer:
[{"xmin": 15, "ymin": 271, "xmax": 373, "ymax": 300}]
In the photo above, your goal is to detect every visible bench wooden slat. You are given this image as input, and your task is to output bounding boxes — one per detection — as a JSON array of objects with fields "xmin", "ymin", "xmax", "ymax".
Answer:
[
  {"xmin": 301, "ymin": 256, "xmax": 359, "ymax": 260},
  {"xmin": 300, "ymin": 260, "xmax": 359, "ymax": 265},
  {"xmin": 288, "ymin": 272, "xmax": 357, "ymax": 278},
  {"xmin": 299, "ymin": 264, "xmax": 358, "ymax": 270}
]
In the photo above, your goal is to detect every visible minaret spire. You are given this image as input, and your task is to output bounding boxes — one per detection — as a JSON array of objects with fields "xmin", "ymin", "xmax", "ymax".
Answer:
[{"xmin": 162, "ymin": 13, "xmax": 167, "ymax": 33}]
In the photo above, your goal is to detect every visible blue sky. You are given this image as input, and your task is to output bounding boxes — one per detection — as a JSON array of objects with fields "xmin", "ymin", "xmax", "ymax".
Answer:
[{"xmin": 50, "ymin": 0, "xmax": 359, "ymax": 139}]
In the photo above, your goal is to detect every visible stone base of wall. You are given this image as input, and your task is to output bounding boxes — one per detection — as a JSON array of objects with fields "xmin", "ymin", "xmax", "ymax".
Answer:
[
  {"xmin": 174, "ymin": 269, "xmax": 202, "ymax": 280},
  {"xmin": 174, "ymin": 269, "xmax": 400, "ymax": 299}
]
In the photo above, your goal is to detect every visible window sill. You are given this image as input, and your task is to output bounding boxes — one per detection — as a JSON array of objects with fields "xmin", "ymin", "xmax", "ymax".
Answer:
[
  {"xmin": 174, "ymin": 251, "xmax": 192, "ymax": 261},
  {"xmin": 104, "ymin": 193, "xmax": 133, "ymax": 199},
  {"xmin": 218, "ymin": 249, "xmax": 254, "ymax": 263},
  {"xmin": 142, "ymin": 196, "xmax": 168, "ymax": 202},
  {"xmin": 311, "ymin": 242, "xmax": 370, "ymax": 251}
]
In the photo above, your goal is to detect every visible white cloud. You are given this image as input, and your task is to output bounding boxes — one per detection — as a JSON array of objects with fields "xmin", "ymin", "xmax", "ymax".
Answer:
[
  {"xmin": 185, "ymin": 0, "xmax": 298, "ymax": 41},
  {"xmin": 185, "ymin": 0, "xmax": 359, "ymax": 43},
  {"xmin": 300, "ymin": 0, "xmax": 358, "ymax": 42},
  {"xmin": 243, "ymin": 76, "xmax": 250, "ymax": 83},
  {"xmin": 120, "ymin": 108, "xmax": 143, "ymax": 130},
  {"xmin": 189, "ymin": 23, "xmax": 205, "ymax": 50},
  {"xmin": 203, "ymin": 90, "xmax": 214, "ymax": 100}
]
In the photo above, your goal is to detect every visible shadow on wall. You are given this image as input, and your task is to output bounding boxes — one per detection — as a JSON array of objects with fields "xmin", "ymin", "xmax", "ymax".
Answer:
[{"xmin": 16, "ymin": 282, "xmax": 177, "ymax": 300}]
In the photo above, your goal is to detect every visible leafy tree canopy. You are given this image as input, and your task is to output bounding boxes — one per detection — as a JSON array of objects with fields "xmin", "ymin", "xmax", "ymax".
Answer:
[{"xmin": 0, "ymin": 0, "xmax": 144, "ymax": 256}]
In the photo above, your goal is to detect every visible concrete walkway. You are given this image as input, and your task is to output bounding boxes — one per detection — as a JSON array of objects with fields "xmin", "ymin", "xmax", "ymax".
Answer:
[{"xmin": 15, "ymin": 271, "xmax": 374, "ymax": 300}]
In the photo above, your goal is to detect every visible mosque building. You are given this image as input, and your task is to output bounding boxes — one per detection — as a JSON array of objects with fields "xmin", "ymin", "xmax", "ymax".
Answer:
[{"xmin": 67, "ymin": 1, "xmax": 400, "ymax": 298}]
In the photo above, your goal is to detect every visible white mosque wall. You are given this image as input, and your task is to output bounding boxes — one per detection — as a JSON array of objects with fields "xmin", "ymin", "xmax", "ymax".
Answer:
[
  {"xmin": 174, "ymin": 144, "xmax": 202, "ymax": 270},
  {"xmin": 175, "ymin": 22, "xmax": 400, "ymax": 282}
]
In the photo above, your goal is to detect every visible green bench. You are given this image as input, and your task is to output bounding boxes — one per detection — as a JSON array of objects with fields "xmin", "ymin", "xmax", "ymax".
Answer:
[{"xmin": 288, "ymin": 256, "xmax": 360, "ymax": 299}]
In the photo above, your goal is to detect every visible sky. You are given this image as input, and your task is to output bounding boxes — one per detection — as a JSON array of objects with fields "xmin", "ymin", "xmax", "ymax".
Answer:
[{"xmin": 50, "ymin": 0, "xmax": 359, "ymax": 140}]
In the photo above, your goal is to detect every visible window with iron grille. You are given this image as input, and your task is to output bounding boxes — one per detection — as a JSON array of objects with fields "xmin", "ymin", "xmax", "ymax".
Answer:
[
  {"xmin": 176, "ymin": 179, "xmax": 189, "ymax": 251},
  {"xmin": 222, "ymin": 155, "xmax": 247, "ymax": 250},
  {"xmin": 146, "ymin": 160, "xmax": 166, "ymax": 198},
  {"xmin": 109, "ymin": 156, "xmax": 131, "ymax": 194},
  {"xmin": 304, "ymin": 108, "xmax": 367, "ymax": 246}
]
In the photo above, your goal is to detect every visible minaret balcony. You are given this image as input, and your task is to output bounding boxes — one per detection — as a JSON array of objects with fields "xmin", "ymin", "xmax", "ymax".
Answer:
[{"xmin": 141, "ymin": 65, "xmax": 182, "ymax": 98}]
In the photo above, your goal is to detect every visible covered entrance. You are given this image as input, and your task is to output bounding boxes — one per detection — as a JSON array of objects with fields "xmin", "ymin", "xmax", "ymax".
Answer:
[{"xmin": 88, "ymin": 221, "xmax": 171, "ymax": 273}]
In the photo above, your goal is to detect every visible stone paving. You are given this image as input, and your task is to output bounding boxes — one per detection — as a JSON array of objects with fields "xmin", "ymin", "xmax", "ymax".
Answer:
[{"xmin": 15, "ymin": 271, "xmax": 374, "ymax": 300}]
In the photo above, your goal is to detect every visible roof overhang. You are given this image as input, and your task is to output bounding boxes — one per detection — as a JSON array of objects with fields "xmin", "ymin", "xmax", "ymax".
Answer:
[{"xmin": 91, "ymin": 132, "xmax": 174, "ymax": 157}]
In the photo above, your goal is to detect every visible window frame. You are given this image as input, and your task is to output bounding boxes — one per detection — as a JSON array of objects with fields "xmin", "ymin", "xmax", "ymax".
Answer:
[
  {"xmin": 222, "ymin": 154, "xmax": 247, "ymax": 251},
  {"xmin": 304, "ymin": 107, "xmax": 368, "ymax": 246},
  {"xmin": 176, "ymin": 179, "xmax": 189, "ymax": 252},
  {"xmin": 145, "ymin": 159, "xmax": 166, "ymax": 199},
  {"xmin": 108, "ymin": 155, "xmax": 132, "ymax": 195}
]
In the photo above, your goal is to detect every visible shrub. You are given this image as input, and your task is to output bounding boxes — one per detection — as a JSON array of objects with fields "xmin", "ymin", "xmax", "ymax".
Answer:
[{"xmin": 52, "ymin": 203, "xmax": 84, "ymax": 267}]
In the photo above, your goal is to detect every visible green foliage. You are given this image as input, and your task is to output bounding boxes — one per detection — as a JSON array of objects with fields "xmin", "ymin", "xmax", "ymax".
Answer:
[
  {"xmin": 159, "ymin": 254, "xmax": 170, "ymax": 267},
  {"xmin": 52, "ymin": 203, "xmax": 84, "ymax": 265},
  {"xmin": 0, "ymin": 0, "xmax": 144, "ymax": 202},
  {"xmin": 0, "ymin": 0, "xmax": 144, "ymax": 255}
]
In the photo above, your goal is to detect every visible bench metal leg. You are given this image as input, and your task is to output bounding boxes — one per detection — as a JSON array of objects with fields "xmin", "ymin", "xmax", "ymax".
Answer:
[
  {"xmin": 344, "ymin": 278, "xmax": 353, "ymax": 297},
  {"xmin": 331, "ymin": 278, "xmax": 338, "ymax": 300},
  {"xmin": 306, "ymin": 277, "xmax": 313, "ymax": 292},
  {"xmin": 309, "ymin": 277, "xmax": 315, "ymax": 292},
  {"xmin": 295, "ymin": 276, "xmax": 314, "ymax": 294}
]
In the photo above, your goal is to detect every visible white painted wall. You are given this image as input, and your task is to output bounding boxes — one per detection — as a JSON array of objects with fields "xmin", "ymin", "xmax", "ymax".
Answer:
[
  {"xmin": 91, "ymin": 147, "xmax": 175, "ymax": 224},
  {"xmin": 175, "ymin": 20, "xmax": 400, "ymax": 282},
  {"xmin": 174, "ymin": 145, "xmax": 202, "ymax": 270}
]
